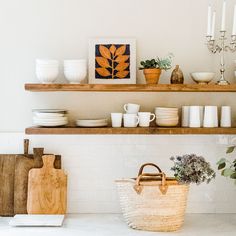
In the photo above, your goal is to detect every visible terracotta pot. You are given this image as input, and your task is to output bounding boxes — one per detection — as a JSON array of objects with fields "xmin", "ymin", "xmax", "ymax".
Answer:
[{"xmin": 143, "ymin": 68, "xmax": 162, "ymax": 84}]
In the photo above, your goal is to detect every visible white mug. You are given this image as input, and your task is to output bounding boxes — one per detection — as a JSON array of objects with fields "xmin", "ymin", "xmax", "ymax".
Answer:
[
  {"xmin": 204, "ymin": 106, "xmax": 218, "ymax": 128},
  {"xmin": 189, "ymin": 106, "xmax": 201, "ymax": 127},
  {"xmin": 181, "ymin": 106, "xmax": 190, "ymax": 127},
  {"xmin": 221, "ymin": 106, "xmax": 231, "ymax": 127},
  {"xmin": 138, "ymin": 112, "xmax": 155, "ymax": 127},
  {"xmin": 111, "ymin": 113, "xmax": 123, "ymax": 128},
  {"xmin": 124, "ymin": 103, "xmax": 140, "ymax": 114},
  {"xmin": 123, "ymin": 114, "xmax": 139, "ymax": 127}
]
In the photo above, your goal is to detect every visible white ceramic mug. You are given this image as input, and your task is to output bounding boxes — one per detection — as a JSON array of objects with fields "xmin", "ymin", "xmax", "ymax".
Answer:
[
  {"xmin": 138, "ymin": 112, "xmax": 155, "ymax": 127},
  {"xmin": 204, "ymin": 106, "xmax": 218, "ymax": 128},
  {"xmin": 111, "ymin": 113, "xmax": 123, "ymax": 128},
  {"xmin": 123, "ymin": 114, "xmax": 139, "ymax": 127},
  {"xmin": 181, "ymin": 106, "xmax": 190, "ymax": 127},
  {"xmin": 221, "ymin": 106, "xmax": 231, "ymax": 127},
  {"xmin": 189, "ymin": 106, "xmax": 201, "ymax": 127},
  {"xmin": 124, "ymin": 103, "xmax": 140, "ymax": 114}
]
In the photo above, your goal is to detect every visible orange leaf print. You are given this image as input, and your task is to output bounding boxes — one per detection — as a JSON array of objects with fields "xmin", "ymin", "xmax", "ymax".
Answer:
[
  {"xmin": 96, "ymin": 57, "xmax": 110, "ymax": 68},
  {"xmin": 115, "ymin": 45, "xmax": 126, "ymax": 56},
  {"xmin": 109, "ymin": 45, "xmax": 116, "ymax": 55},
  {"xmin": 115, "ymin": 55, "xmax": 129, "ymax": 63},
  {"xmin": 96, "ymin": 68, "xmax": 111, "ymax": 77},
  {"xmin": 116, "ymin": 71, "xmax": 129, "ymax": 79},
  {"xmin": 99, "ymin": 45, "xmax": 111, "ymax": 59},
  {"xmin": 115, "ymin": 63, "xmax": 129, "ymax": 71}
]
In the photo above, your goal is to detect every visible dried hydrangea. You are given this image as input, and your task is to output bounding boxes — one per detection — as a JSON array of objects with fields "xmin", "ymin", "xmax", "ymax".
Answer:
[{"xmin": 170, "ymin": 154, "xmax": 216, "ymax": 185}]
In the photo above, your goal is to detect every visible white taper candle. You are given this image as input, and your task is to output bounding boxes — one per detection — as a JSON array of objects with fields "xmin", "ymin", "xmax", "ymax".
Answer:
[
  {"xmin": 207, "ymin": 6, "xmax": 212, "ymax": 35},
  {"xmin": 232, "ymin": 5, "xmax": 236, "ymax": 35},
  {"xmin": 221, "ymin": 0, "xmax": 226, "ymax": 31},
  {"xmin": 211, "ymin": 11, "xmax": 216, "ymax": 40}
]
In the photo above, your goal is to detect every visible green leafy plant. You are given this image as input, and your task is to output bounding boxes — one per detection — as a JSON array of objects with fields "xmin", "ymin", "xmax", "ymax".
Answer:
[
  {"xmin": 170, "ymin": 154, "xmax": 216, "ymax": 185},
  {"xmin": 139, "ymin": 54, "xmax": 173, "ymax": 70},
  {"xmin": 217, "ymin": 146, "xmax": 236, "ymax": 184}
]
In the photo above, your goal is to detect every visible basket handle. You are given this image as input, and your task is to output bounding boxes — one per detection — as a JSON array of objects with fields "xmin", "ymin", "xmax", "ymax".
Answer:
[
  {"xmin": 138, "ymin": 163, "xmax": 162, "ymax": 176},
  {"xmin": 134, "ymin": 172, "xmax": 168, "ymax": 195}
]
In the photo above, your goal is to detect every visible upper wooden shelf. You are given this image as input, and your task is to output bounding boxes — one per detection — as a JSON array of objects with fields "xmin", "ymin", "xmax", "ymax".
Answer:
[{"xmin": 24, "ymin": 84, "xmax": 236, "ymax": 92}]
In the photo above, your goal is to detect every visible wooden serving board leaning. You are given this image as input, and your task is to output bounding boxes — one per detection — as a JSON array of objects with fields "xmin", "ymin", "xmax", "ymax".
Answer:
[
  {"xmin": 14, "ymin": 140, "xmax": 61, "ymax": 214},
  {"xmin": 27, "ymin": 155, "xmax": 67, "ymax": 214}
]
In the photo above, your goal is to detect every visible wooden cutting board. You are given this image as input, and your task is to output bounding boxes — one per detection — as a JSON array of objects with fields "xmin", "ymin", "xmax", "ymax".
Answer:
[
  {"xmin": 27, "ymin": 155, "xmax": 67, "ymax": 214},
  {"xmin": 14, "ymin": 146, "xmax": 61, "ymax": 214},
  {"xmin": 0, "ymin": 154, "xmax": 16, "ymax": 216}
]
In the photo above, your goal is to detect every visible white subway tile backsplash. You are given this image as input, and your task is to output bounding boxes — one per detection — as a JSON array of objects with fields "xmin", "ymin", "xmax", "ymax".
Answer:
[{"xmin": 0, "ymin": 133, "xmax": 236, "ymax": 213}]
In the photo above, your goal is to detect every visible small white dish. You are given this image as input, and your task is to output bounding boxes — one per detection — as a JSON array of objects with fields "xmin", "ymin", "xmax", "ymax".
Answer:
[
  {"xmin": 76, "ymin": 119, "xmax": 108, "ymax": 127},
  {"xmin": 190, "ymin": 72, "xmax": 215, "ymax": 84}
]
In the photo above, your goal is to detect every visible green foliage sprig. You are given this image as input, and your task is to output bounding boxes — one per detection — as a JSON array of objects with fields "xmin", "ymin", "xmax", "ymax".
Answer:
[
  {"xmin": 139, "ymin": 53, "xmax": 173, "ymax": 70},
  {"xmin": 217, "ymin": 146, "xmax": 236, "ymax": 184},
  {"xmin": 170, "ymin": 154, "xmax": 216, "ymax": 185}
]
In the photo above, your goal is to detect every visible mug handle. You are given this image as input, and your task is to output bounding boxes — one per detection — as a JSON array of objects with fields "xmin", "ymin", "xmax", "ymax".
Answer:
[
  {"xmin": 150, "ymin": 113, "xmax": 156, "ymax": 122},
  {"xmin": 124, "ymin": 104, "xmax": 128, "ymax": 112},
  {"xmin": 135, "ymin": 116, "xmax": 140, "ymax": 126}
]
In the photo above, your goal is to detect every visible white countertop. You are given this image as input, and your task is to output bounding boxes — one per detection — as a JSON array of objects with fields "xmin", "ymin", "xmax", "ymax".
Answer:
[{"xmin": 1, "ymin": 214, "xmax": 236, "ymax": 236}]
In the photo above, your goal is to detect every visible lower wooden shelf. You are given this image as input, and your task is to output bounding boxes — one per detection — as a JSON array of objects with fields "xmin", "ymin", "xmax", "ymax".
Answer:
[{"xmin": 25, "ymin": 126, "xmax": 236, "ymax": 135}]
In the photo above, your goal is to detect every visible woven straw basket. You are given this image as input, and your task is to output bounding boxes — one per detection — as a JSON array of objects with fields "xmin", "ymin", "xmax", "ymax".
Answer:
[{"xmin": 116, "ymin": 163, "xmax": 189, "ymax": 232}]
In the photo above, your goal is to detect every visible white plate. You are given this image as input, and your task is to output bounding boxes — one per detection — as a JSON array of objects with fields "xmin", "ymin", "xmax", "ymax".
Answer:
[
  {"xmin": 33, "ymin": 109, "xmax": 67, "ymax": 113},
  {"xmin": 76, "ymin": 119, "xmax": 108, "ymax": 127},
  {"xmin": 33, "ymin": 117, "xmax": 68, "ymax": 122},
  {"xmin": 34, "ymin": 121, "xmax": 68, "ymax": 127},
  {"xmin": 34, "ymin": 113, "xmax": 65, "ymax": 118}
]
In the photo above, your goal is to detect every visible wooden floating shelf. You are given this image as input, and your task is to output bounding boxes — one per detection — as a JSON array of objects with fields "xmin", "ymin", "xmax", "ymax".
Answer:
[
  {"xmin": 25, "ymin": 127, "xmax": 236, "ymax": 135},
  {"xmin": 24, "ymin": 84, "xmax": 236, "ymax": 92}
]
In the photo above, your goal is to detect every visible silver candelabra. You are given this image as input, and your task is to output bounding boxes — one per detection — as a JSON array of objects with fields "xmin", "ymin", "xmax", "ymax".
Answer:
[{"xmin": 206, "ymin": 31, "xmax": 236, "ymax": 85}]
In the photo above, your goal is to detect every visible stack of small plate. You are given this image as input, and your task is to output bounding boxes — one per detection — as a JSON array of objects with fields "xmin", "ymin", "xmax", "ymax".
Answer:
[
  {"xmin": 33, "ymin": 109, "xmax": 68, "ymax": 127},
  {"xmin": 76, "ymin": 119, "xmax": 108, "ymax": 127},
  {"xmin": 155, "ymin": 107, "xmax": 179, "ymax": 127}
]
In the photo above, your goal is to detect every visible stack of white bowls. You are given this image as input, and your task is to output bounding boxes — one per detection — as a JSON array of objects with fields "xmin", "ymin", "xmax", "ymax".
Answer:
[
  {"xmin": 155, "ymin": 107, "xmax": 179, "ymax": 127},
  {"xmin": 33, "ymin": 109, "xmax": 68, "ymax": 127},
  {"xmin": 36, "ymin": 59, "xmax": 59, "ymax": 83},
  {"xmin": 64, "ymin": 60, "xmax": 87, "ymax": 84}
]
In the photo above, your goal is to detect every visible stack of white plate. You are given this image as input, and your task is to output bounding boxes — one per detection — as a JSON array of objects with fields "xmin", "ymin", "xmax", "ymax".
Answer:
[
  {"xmin": 33, "ymin": 109, "xmax": 68, "ymax": 127},
  {"xmin": 76, "ymin": 119, "xmax": 108, "ymax": 127},
  {"xmin": 155, "ymin": 107, "xmax": 179, "ymax": 127}
]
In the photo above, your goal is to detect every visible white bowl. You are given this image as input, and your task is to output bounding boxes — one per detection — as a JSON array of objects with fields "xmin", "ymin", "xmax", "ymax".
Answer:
[
  {"xmin": 64, "ymin": 70, "xmax": 87, "ymax": 84},
  {"xmin": 190, "ymin": 72, "xmax": 215, "ymax": 84},
  {"xmin": 36, "ymin": 68, "xmax": 59, "ymax": 83},
  {"xmin": 156, "ymin": 119, "xmax": 179, "ymax": 127}
]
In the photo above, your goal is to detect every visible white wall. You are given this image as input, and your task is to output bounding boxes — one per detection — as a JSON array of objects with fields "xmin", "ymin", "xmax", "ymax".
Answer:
[{"xmin": 1, "ymin": 0, "xmax": 236, "ymax": 213}]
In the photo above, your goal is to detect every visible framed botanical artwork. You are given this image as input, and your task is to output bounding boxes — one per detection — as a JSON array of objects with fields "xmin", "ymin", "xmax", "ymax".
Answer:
[{"xmin": 89, "ymin": 38, "xmax": 136, "ymax": 84}]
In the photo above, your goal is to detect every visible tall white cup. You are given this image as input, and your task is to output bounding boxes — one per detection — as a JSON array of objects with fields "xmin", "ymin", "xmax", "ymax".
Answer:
[
  {"xmin": 124, "ymin": 103, "xmax": 140, "ymax": 114},
  {"xmin": 111, "ymin": 113, "xmax": 123, "ymax": 128},
  {"xmin": 123, "ymin": 114, "xmax": 139, "ymax": 127},
  {"xmin": 221, "ymin": 106, "xmax": 231, "ymax": 127},
  {"xmin": 138, "ymin": 112, "xmax": 155, "ymax": 127},
  {"xmin": 189, "ymin": 106, "xmax": 201, "ymax": 127},
  {"xmin": 204, "ymin": 106, "xmax": 218, "ymax": 128},
  {"xmin": 182, "ymin": 106, "xmax": 190, "ymax": 127}
]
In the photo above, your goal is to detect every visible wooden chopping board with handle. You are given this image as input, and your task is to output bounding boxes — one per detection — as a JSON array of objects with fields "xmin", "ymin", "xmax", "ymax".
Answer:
[
  {"xmin": 27, "ymin": 155, "xmax": 67, "ymax": 214},
  {"xmin": 14, "ymin": 141, "xmax": 61, "ymax": 214},
  {"xmin": 0, "ymin": 154, "xmax": 16, "ymax": 216}
]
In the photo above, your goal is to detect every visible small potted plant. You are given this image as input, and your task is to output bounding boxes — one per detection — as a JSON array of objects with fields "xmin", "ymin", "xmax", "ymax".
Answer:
[
  {"xmin": 170, "ymin": 154, "xmax": 216, "ymax": 185},
  {"xmin": 217, "ymin": 146, "xmax": 236, "ymax": 183},
  {"xmin": 139, "ymin": 54, "xmax": 173, "ymax": 84}
]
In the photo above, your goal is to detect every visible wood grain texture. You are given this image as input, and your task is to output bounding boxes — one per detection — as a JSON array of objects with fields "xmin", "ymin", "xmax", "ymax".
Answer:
[
  {"xmin": 24, "ymin": 83, "xmax": 236, "ymax": 92},
  {"xmin": 0, "ymin": 155, "xmax": 16, "ymax": 216},
  {"xmin": 25, "ymin": 126, "xmax": 236, "ymax": 135},
  {"xmin": 27, "ymin": 155, "xmax": 67, "ymax": 215},
  {"xmin": 14, "ymin": 149, "xmax": 61, "ymax": 214}
]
